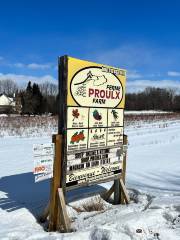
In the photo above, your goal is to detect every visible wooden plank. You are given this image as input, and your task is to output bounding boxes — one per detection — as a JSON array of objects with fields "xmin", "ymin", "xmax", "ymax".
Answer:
[
  {"xmin": 49, "ymin": 134, "xmax": 62, "ymax": 231},
  {"xmin": 101, "ymin": 183, "xmax": 115, "ymax": 201},
  {"xmin": 119, "ymin": 178, "xmax": 130, "ymax": 204},
  {"xmin": 58, "ymin": 188, "xmax": 71, "ymax": 232},
  {"xmin": 114, "ymin": 179, "xmax": 120, "ymax": 204},
  {"xmin": 122, "ymin": 135, "xmax": 128, "ymax": 184},
  {"xmin": 38, "ymin": 201, "xmax": 50, "ymax": 223},
  {"xmin": 120, "ymin": 135, "xmax": 128, "ymax": 204},
  {"xmin": 58, "ymin": 56, "xmax": 68, "ymax": 193},
  {"xmin": 114, "ymin": 135, "xmax": 128, "ymax": 204}
]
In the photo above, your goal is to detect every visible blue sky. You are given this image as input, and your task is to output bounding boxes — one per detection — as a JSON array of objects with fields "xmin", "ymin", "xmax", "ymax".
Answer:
[{"xmin": 1, "ymin": 0, "xmax": 180, "ymax": 92}]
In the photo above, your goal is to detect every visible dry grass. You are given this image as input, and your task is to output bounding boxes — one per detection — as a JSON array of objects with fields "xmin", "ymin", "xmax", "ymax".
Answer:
[
  {"xmin": 0, "ymin": 112, "xmax": 180, "ymax": 137},
  {"xmin": 0, "ymin": 115, "xmax": 58, "ymax": 137},
  {"xmin": 72, "ymin": 196, "xmax": 105, "ymax": 213},
  {"xmin": 125, "ymin": 112, "xmax": 180, "ymax": 126}
]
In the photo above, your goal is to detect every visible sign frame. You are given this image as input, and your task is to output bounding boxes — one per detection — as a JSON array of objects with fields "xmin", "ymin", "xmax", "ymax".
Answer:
[{"xmin": 58, "ymin": 55, "xmax": 126, "ymax": 191}]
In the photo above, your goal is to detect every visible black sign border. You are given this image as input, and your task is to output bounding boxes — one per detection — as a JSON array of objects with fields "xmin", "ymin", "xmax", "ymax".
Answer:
[
  {"xmin": 58, "ymin": 56, "xmax": 125, "ymax": 192},
  {"xmin": 70, "ymin": 66, "xmax": 124, "ymax": 109}
]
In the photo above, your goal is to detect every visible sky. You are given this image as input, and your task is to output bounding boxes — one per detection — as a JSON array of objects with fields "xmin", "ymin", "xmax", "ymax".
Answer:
[{"xmin": 1, "ymin": 0, "xmax": 180, "ymax": 92}]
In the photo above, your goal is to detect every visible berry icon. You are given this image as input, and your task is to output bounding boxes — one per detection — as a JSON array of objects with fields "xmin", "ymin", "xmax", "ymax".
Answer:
[
  {"xmin": 70, "ymin": 130, "xmax": 85, "ymax": 144},
  {"xmin": 93, "ymin": 109, "xmax": 102, "ymax": 121}
]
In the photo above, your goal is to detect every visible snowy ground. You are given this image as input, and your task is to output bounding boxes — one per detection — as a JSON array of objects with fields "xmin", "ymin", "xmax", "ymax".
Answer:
[{"xmin": 0, "ymin": 113, "xmax": 180, "ymax": 240}]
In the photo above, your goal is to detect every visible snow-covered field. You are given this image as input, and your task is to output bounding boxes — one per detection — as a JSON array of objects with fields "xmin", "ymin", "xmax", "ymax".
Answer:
[{"xmin": 0, "ymin": 113, "xmax": 180, "ymax": 240}]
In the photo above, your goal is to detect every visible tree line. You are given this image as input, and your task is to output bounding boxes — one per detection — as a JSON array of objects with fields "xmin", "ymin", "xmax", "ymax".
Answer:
[
  {"xmin": 20, "ymin": 81, "xmax": 59, "ymax": 115},
  {"xmin": 1, "ymin": 79, "xmax": 180, "ymax": 113},
  {"xmin": 0, "ymin": 79, "xmax": 18, "ymax": 96},
  {"xmin": 0, "ymin": 79, "xmax": 58, "ymax": 115},
  {"xmin": 125, "ymin": 87, "xmax": 180, "ymax": 111}
]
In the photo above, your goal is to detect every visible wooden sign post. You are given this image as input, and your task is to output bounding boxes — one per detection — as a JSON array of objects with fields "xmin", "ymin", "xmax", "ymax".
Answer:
[
  {"xmin": 49, "ymin": 134, "xmax": 71, "ymax": 232},
  {"xmin": 40, "ymin": 56, "xmax": 130, "ymax": 232},
  {"xmin": 101, "ymin": 134, "xmax": 129, "ymax": 204}
]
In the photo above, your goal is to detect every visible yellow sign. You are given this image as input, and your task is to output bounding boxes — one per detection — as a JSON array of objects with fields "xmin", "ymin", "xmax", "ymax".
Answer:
[
  {"xmin": 67, "ymin": 57, "xmax": 126, "ymax": 108},
  {"xmin": 59, "ymin": 56, "xmax": 127, "ymax": 188}
]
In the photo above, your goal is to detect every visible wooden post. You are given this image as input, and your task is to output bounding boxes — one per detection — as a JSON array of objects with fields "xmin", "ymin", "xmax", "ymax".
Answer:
[
  {"xmin": 49, "ymin": 134, "xmax": 62, "ymax": 231},
  {"xmin": 119, "ymin": 178, "xmax": 130, "ymax": 204},
  {"xmin": 114, "ymin": 135, "xmax": 128, "ymax": 204},
  {"xmin": 101, "ymin": 183, "xmax": 115, "ymax": 201},
  {"xmin": 122, "ymin": 135, "xmax": 128, "ymax": 184},
  {"xmin": 114, "ymin": 179, "xmax": 120, "ymax": 204},
  {"xmin": 38, "ymin": 201, "xmax": 50, "ymax": 223},
  {"xmin": 120, "ymin": 135, "xmax": 128, "ymax": 204},
  {"xmin": 57, "ymin": 188, "xmax": 71, "ymax": 232}
]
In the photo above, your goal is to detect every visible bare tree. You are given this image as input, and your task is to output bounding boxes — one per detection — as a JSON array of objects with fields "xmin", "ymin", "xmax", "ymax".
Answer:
[
  {"xmin": 125, "ymin": 87, "xmax": 178, "ymax": 111},
  {"xmin": 0, "ymin": 79, "xmax": 18, "ymax": 96},
  {"xmin": 39, "ymin": 81, "xmax": 58, "ymax": 97}
]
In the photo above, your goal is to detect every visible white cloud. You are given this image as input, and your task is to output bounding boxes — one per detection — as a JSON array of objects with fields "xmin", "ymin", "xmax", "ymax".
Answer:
[
  {"xmin": 27, "ymin": 63, "xmax": 52, "ymax": 70},
  {"xmin": 94, "ymin": 43, "xmax": 180, "ymax": 73},
  {"xmin": 0, "ymin": 73, "xmax": 57, "ymax": 86},
  {"xmin": 13, "ymin": 63, "xmax": 25, "ymax": 68},
  {"xmin": 167, "ymin": 71, "xmax": 180, "ymax": 77},
  {"xmin": 127, "ymin": 71, "xmax": 142, "ymax": 79},
  {"xmin": 3, "ymin": 61, "xmax": 53, "ymax": 70},
  {"xmin": 95, "ymin": 44, "xmax": 156, "ymax": 69},
  {"xmin": 127, "ymin": 79, "xmax": 180, "ymax": 93}
]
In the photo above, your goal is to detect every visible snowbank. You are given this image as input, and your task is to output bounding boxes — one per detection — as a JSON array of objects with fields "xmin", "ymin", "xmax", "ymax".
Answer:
[{"xmin": 0, "ymin": 116, "xmax": 180, "ymax": 239}]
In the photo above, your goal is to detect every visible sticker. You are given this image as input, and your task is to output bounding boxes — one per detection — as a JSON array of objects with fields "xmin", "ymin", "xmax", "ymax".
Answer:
[
  {"xmin": 67, "ymin": 107, "xmax": 89, "ymax": 128},
  {"xmin": 35, "ymin": 172, "xmax": 53, "ymax": 183},
  {"xmin": 88, "ymin": 128, "xmax": 107, "ymax": 148},
  {"xmin": 34, "ymin": 164, "xmax": 53, "ymax": 174},
  {"xmin": 89, "ymin": 108, "xmax": 107, "ymax": 127},
  {"xmin": 107, "ymin": 127, "xmax": 123, "ymax": 147},
  {"xmin": 33, "ymin": 143, "xmax": 54, "ymax": 157},
  {"xmin": 66, "ymin": 162, "xmax": 122, "ymax": 185},
  {"xmin": 108, "ymin": 109, "xmax": 124, "ymax": 127},
  {"xmin": 67, "ymin": 129, "xmax": 88, "ymax": 152}
]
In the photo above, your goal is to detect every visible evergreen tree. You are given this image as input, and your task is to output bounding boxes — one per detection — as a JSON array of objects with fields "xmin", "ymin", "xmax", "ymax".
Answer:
[
  {"xmin": 32, "ymin": 83, "xmax": 44, "ymax": 114},
  {"xmin": 21, "ymin": 81, "xmax": 45, "ymax": 115},
  {"xmin": 21, "ymin": 81, "xmax": 34, "ymax": 114}
]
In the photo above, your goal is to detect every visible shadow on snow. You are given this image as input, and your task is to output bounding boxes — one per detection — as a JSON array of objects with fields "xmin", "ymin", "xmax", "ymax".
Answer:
[
  {"xmin": 0, "ymin": 172, "xmax": 50, "ymax": 215},
  {"xmin": 0, "ymin": 172, "xmax": 106, "ymax": 216}
]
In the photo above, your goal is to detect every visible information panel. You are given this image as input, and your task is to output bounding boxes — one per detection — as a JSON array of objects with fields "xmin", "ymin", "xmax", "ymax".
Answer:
[
  {"xmin": 33, "ymin": 143, "xmax": 54, "ymax": 182},
  {"xmin": 59, "ymin": 56, "xmax": 126, "ymax": 189}
]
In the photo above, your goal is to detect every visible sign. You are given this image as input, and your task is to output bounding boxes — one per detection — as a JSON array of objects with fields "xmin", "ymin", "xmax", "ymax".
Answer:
[
  {"xmin": 33, "ymin": 143, "xmax": 54, "ymax": 182},
  {"xmin": 70, "ymin": 67, "xmax": 123, "ymax": 107},
  {"xmin": 59, "ymin": 56, "xmax": 126, "ymax": 189}
]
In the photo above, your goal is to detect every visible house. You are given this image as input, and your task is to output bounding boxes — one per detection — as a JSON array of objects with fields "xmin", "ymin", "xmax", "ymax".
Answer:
[{"xmin": 0, "ymin": 93, "xmax": 16, "ymax": 113}]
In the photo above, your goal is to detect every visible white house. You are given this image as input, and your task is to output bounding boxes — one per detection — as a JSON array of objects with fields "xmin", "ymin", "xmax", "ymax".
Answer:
[{"xmin": 0, "ymin": 94, "xmax": 16, "ymax": 113}]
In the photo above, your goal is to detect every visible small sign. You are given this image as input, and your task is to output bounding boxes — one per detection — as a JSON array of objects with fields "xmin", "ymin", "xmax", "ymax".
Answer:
[
  {"xmin": 67, "ymin": 107, "xmax": 88, "ymax": 128},
  {"xmin": 35, "ymin": 172, "xmax": 53, "ymax": 183},
  {"xmin": 89, "ymin": 108, "xmax": 107, "ymax": 127},
  {"xmin": 88, "ymin": 128, "xmax": 107, "ymax": 148},
  {"xmin": 107, "ymin": 127, "xmax": 123, "ymax": 147},
  {"xmin": 67, "ymin": 129, "xmax": 88, "ymax": 152},
  {"xmin": 33, "ymin": 143, "xmax": 54, "ymax": 182},
  {"xmin": 108, "ymin": 109, "xmax": 124, "ymax": 127}
]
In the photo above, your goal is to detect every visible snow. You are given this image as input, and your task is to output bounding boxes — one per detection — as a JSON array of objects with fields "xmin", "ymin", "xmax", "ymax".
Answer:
[
  {"xmin": 0, "ymin": 115, "xmax": 180, "ymax": 239},
  {"xmin": 124, "ymin": 110, "xmax": 172, "ymax": 115}
]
